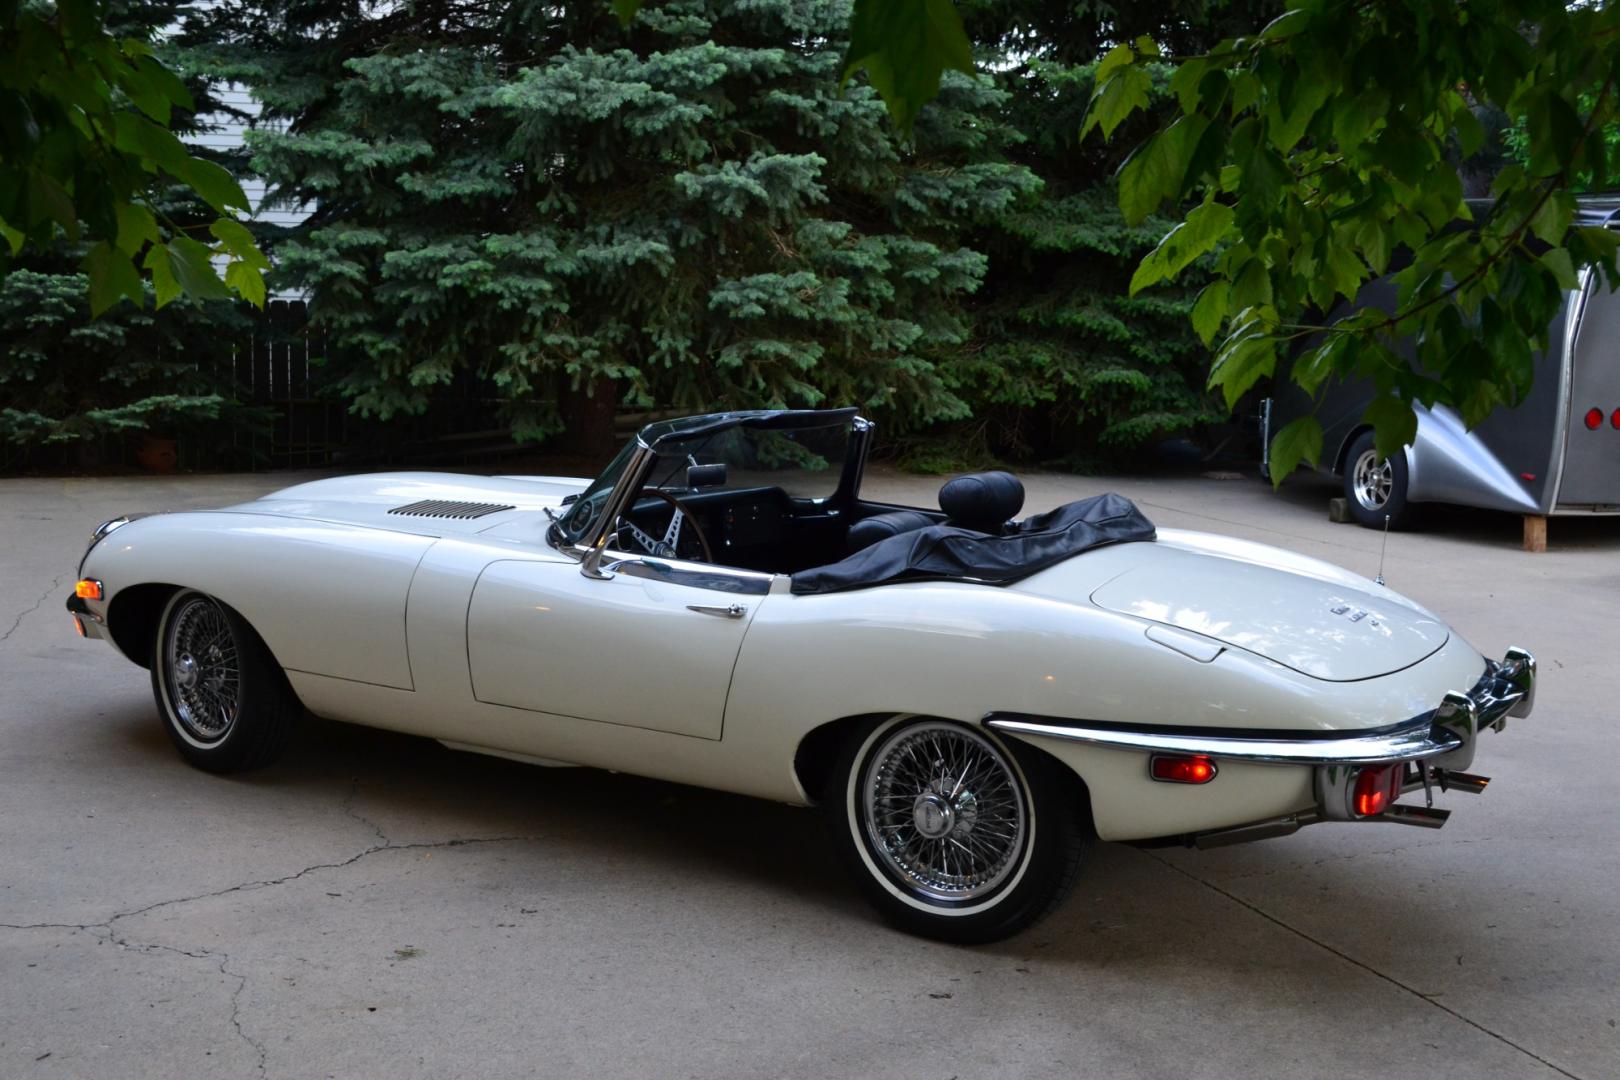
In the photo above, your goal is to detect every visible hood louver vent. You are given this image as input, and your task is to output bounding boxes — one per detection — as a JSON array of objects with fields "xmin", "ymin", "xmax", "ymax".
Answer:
[{"xmin": 388, "ymin": 499, "xmax": 515, "ymax": 520}]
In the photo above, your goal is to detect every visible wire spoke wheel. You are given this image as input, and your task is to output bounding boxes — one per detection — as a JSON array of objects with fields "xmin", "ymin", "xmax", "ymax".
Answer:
[
  {"xmin": 162, "ymin": 595, "xmax": 242, "ymax": 744},
  {"xmin": 1351, "ymin": 448, "xmax": 1394, "ymax": 511},
  {"xmin": 860, "ymin": 721, "xmax": 1028, "ymax": 904}
]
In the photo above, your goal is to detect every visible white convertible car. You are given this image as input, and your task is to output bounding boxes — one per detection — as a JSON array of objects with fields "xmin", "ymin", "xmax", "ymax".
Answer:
[{"xmin": 66, "ymin": 408, "xmax": 1535, "ymax": 942}]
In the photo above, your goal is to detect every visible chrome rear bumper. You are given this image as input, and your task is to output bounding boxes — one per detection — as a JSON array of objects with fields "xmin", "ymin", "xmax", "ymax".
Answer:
[{"xmin": 985, "ymin": 646, "xmax": 1536, "ymax": 768}]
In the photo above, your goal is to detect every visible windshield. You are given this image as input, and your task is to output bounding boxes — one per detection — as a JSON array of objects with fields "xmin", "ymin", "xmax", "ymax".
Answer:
[{"xmin": 550, "ymin": 411, "xmax": 856, "ymax": 547}]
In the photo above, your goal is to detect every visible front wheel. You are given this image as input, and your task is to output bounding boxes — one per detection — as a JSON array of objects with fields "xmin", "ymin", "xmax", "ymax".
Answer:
[
  {"xmin": 825, "ymin": 716, "xmax": 1090, "ymax": 944},
  {"xmin": 1343, "ymin": 429, "xmax": 1413, "ymax": 529},
  {"xmin": 151, "ymin": 589, "xmax": 300, "ymax": 774}
]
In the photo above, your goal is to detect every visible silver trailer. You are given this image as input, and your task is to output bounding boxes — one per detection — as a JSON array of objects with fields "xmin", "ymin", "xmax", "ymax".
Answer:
[{"xmin": 1262, "ymin": 197, "xmax": 1620, "ymax": 550}]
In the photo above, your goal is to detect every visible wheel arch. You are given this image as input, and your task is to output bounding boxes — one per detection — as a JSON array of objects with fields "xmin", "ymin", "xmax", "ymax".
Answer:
[
  {"xmin": 791, "ymin": 712, "xmax": 1094, "ymax": 821},
  {"xmin": 107, "ymin": 582, "xmax": 182, "ymax": 669},
  {"xmin": 1334, "ymin": 423, "xmax": 1373, "ymax": 476}
]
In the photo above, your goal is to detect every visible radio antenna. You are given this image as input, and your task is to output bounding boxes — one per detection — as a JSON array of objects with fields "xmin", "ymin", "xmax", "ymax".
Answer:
[{"xmin": 1375, "ymin": 513, "xmax": 1391, "ymax": 586}]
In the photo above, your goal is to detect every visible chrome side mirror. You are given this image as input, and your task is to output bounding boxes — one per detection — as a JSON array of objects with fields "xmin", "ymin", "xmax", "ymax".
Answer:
[{"xmin": 687, "ymin": 463, "xmax": 727, "ymax": 489}]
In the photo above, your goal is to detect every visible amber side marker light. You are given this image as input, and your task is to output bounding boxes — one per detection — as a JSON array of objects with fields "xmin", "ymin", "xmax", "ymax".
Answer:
[
  {"xmin": 75, "ymin": 579, "xmax": 103, "ymax": 600},
  {"xmin": 1150, "ymin": 754, "xmax": 1218, "ymax": 784}
]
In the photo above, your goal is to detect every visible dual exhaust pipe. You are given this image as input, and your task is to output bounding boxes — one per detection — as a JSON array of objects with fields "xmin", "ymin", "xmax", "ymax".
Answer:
[{"xmin": 1190, "ymin": 766, "xmax": 1492, "ymax": 849}]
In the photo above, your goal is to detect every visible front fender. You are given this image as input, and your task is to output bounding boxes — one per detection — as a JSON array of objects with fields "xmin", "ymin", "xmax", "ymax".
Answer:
[{"xmin": 84, "ymin": 512, "xmax": 433, "ymax": 690}]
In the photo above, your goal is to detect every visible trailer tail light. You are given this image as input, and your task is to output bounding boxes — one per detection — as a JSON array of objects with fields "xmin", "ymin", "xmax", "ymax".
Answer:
[
  {"xmin": 1150, "ymin": 754, "xmax": 1218, "ymax": 784},
  {"xmin": 1585, "ymin": 407, "xmax": 1604, "ymax": 430},
  {"xmin": 1352, "ymin": 764, "xmax": 1403, "ymax": 817},
  {"xmin": 1612, "ymin": 408, "xmax": 1620, "ymax": 429}
]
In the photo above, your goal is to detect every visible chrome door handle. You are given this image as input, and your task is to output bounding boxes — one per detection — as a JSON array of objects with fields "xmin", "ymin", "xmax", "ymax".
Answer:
[{"xmin": 687, "ymin": 603, "xmax": 748, "ymax": 619}]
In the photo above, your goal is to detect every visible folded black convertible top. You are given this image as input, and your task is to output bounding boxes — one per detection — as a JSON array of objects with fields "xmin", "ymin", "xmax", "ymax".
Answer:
[{"xmin": 791, "ymin": 492, "xmax": 1155, "ymax": 595}]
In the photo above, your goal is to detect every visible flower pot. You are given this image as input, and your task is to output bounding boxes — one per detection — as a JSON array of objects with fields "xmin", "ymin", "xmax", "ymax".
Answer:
[{"xmin": 136, "ymin": 435, "xmax": 178, "ymax": 474}]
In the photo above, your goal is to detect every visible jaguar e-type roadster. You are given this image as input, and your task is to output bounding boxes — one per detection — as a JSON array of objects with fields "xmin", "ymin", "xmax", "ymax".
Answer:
[{"xmin": 66, "ymin": 408, "xmax": 1535, "ymax": 942}]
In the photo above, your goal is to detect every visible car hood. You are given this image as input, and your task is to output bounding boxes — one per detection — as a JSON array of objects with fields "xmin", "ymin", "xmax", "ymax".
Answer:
[
  {"xmin": 221, "ymin": 472, "xmax": 591, "ymax": 536},
  {"xmin": 1012, "ymin": 529, "xmax": 1449, "ymax": 682}
]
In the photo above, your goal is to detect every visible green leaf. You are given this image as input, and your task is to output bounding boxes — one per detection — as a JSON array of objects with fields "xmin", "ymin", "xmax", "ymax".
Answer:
[
  {"xmin": 1117, "ymin": 117, "xmax": 1201, "ymax": 225},
  {"xmin": 181, "ymin": 158, "xmax": 251, "ymax": 214},
  {"xmin": 1267, "ymin": 77, "xmax": 1328, "ymax": 153},
  {"xmin": 1191, "ymin": 280, "xmax": 1230, "ymax": 347},
  {"xmin": 842, "ymin": 0, "xmax": 976, "ymax": 133},
  {"xmin": 210, "ymin": 217, "xmax": 271, "ymax": 270},
  {"xmin": 1355, "ymin": 216, "xmax": 1391, "ymax": 275},
  {"xmin": 1364, "ymin": 396, "xmax": 1419, "ymax": 462},
  {"xmin": 143, "ymin": 243, "xmax": 182, "ymax": 308},
  {"xmin": 1168, "ymin": 58, "xmax": 1210, "ymax": 113},
  {"xmin": 1132, "ymin": 198, "xmax": 1234, "ymax": 295},
  {"xmin": 84, "ymin": 241, "xmax": 144, "ymax": 316},
  {"xmin": 1539, "ymin": 247, "xmax": 1579, "ymax": 291},
  {"xmin": 1453, "ymin": 106, "xmax": 1484, "ymax": 158},
  {"xmin": 1083, "ymin": 65, "xmax": 1152, "ymax": 141},
  {"xmin": 1095, "ymin": 42, "xmax": 1135, "ymax": 83},
  {"xmin": 225, "ymin": 260, "xmax": 267, "ymax": 308},
  {"xmin": 1268, "ymin": 415, "xmax": 1323, "ymax": 485},
  {"xmin": 114, "ymin": 204, "xmax": 160, "ymax": 255},
  {"xmin": 29, "ymin": 172, "xmax": 79, "ymax": 239},
  {"xmin": 164, "ymin": 237, "xmax": 234, "ymax": 301},
  {"xmin": 1208, "ymin": 314, "xmax": 1277, "ymax": 409},
  {"xmin": 1529, "ymin": 192, "xmax": 1573, "ymax": 246}
]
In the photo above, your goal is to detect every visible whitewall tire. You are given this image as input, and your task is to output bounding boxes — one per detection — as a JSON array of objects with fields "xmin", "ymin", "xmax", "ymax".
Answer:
[
  {"xmin": 826, "ymin": 715, "xmax": 1090, "ymax": 943},
  {"xmin": 151, "ymin": 589, "xmax": 299, "ymax": 773}
]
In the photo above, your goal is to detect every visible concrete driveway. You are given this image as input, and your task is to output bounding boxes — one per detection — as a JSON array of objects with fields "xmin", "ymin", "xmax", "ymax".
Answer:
[{"xmin": 2, "ymin": 466, "xmax": 1616, "ymax": 1080}]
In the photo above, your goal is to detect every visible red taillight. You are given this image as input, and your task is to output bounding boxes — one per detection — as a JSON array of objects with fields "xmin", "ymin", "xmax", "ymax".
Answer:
[
  {"xmin": 1352, "ymin": 765, "xmax": 1402, "ymax": 817},
  {"xmin": 1585, "ymin": 407, "xmax": 1604, "ymax": 430},
  {"xmin": 1612, "ymin": 408, "xmax": 1620, "ymax": 430},
  {"xmin": 1150, "ymin": 754, "xmax": 1218, "ymax": 784}
]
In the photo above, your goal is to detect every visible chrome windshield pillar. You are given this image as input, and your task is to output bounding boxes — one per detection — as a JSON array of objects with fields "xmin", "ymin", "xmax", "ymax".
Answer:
[{"xmin": 579, "ymin": 443, "xmax": 654, "ymax": 581}]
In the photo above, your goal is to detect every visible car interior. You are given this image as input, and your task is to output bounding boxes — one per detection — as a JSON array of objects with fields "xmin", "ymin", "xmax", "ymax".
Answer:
[{"xmin": 616, "ymin": 469, "xmax": 1029, "ymax": 576}]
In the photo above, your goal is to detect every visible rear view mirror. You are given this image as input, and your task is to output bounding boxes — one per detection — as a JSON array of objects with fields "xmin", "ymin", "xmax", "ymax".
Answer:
[{"xmin": 686, "ymin": 463, "xmax": 727, "ymax": 489}]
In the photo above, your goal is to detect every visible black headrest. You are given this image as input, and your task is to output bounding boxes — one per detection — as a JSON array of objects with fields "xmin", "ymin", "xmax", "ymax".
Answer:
[
  {"xmin": 847, "ymin": 510, "xmax": 936, "ymax": 553},
  {"xmin": 938, "ymin": 471, "xmax": 1024, "ymax": 530}
]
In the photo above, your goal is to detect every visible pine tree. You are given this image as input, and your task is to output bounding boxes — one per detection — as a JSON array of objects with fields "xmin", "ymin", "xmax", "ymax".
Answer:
[
  {"xmin": 936, "ymin": 0, "xmax": 1281, "ymax": 467},
  {"xmin": 199, "ymin": 0, "xmax": 1038, "ymax": 451},
  {"xmin": 0, "ymin": 0, "xmax": 268, "ymax": 467}
]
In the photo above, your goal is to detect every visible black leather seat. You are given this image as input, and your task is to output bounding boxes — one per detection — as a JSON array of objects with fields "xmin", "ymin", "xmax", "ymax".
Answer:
[
  {"xmin": 844, "ymin": 471, "xmax": 1026, "ymax": 553},
  {"xmin": 846, "ymin": 510, "xmax": 936, "ymax": 553},
  {"xmin": 938, "ymin": 471, "xmax": 1024, "ymax": 533}
]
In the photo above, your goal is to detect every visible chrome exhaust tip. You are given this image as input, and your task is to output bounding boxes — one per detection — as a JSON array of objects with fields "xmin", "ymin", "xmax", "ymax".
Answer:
[{"xmin": 1380, "ymin": 804, "xmax": 1451, "ymax": 829}]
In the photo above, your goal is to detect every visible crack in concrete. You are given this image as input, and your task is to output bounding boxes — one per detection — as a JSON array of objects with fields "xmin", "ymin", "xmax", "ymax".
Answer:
[
  {"xmin": 1142, "ymin": 850, "xmax": 1587, "ymax": 1080},
  {"xmin": 0, "ymin": 573, "xmax": 66, "ymax": 648},
  {"xmin": 0, "ymin": 832, "xmax": 538, "ymax": 1076}
]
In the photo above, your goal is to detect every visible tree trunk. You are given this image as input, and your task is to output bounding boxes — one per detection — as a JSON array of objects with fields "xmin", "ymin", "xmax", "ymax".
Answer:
[{"xmin": 557, "ymin": 376, "xmax": 618, "ymax": 458}]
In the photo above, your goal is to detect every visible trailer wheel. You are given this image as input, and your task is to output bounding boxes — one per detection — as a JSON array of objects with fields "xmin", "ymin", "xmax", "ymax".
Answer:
[{"xmin": 1343, "ymin": 430, "xmax": 1412, "ymax": 529}]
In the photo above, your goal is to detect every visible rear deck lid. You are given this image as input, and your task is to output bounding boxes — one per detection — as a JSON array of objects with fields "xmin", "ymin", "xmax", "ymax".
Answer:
[{"xmin": 1089, "ymin": 549, "xmax": 1448, "ymax": 681}]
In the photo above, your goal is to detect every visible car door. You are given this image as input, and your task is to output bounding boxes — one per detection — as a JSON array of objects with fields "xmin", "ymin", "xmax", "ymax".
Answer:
[{"xmin": 465, "ymin": 555, "xmax": 774, "ymax": 740}]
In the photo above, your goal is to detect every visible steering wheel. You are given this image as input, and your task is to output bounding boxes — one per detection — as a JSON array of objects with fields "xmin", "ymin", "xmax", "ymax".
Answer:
[{"xmin": 615, "ymin": 487, "xmax": 714, "ymax": 563}]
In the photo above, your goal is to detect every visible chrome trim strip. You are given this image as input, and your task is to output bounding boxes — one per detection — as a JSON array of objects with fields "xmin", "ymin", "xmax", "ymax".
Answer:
[
  {"xmin": 989, "ymin": 648, "xmax": 1534, "ymax": 766},
  {"xmin": 984, "ymin": 715, "xmax": 1462, "ymax": 764},
  {"xmin": 1547, "ymin": 272, "xmax": 1589, "ymax": 513}
]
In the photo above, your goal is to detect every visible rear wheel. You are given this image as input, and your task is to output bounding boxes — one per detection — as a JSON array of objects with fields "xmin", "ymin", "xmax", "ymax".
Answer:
[
  {"xmin": 151, "ymin": 590, "xmax": 299, "ymax": 773},
  {"xmin": 1343, "ymin": 430, "xmax": 1413, "ymax": 529},
  {"xmin": 825, "ymin": 715, "xmax": 1089, "ymax": 944}
]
